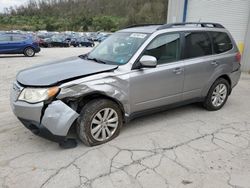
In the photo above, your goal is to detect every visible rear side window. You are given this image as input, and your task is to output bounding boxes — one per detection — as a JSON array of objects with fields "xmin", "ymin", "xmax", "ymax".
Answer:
[
  {"xmin": 12, "ymin": 36, "xmax": 26, "ymax": 42},
  {"xmin": 184, "ymin": 32, "xmax": 212, "ymax": 59},
  {"xmin": 0, "ymin": 35, "xmax": 11, "ymax": 42},
  {"xmin": 144, "ymin": 33, "xmax": 181, "ymax": 64},
  {"xmin": 210, "ymin": 32, "xmax": 233, "ymax": 54}
]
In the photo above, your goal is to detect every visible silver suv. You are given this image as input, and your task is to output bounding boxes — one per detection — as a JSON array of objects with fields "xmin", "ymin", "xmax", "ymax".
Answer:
[{"xmin": 11, "ymin": 22, "xmax": 241, "ymax": 147}]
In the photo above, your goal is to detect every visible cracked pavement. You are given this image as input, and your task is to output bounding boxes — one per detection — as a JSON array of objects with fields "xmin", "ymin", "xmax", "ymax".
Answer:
[{"xmin": 1, "ymin": 48, "xmax": 250, "ymax": 188}]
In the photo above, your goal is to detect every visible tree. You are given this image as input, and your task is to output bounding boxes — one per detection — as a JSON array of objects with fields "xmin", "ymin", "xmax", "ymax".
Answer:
[{"xmin": 0, "ymin": 0, "xmax": 168, "ymax": 31}]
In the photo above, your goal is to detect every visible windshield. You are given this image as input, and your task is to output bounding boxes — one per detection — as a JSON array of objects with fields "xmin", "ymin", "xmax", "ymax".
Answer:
[{"xmin": 87, "ymin": 32, "xmax": 149, "ymax": 65}]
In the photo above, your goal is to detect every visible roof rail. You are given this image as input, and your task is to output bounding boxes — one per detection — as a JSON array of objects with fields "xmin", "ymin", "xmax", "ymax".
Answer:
[
  {"xmin": 157, "ymin": 22, "xmax": 224, "ymax": 30},
  {"xmin": 125, "ymin": 24, "xmax": 163, "ymax": 29}
]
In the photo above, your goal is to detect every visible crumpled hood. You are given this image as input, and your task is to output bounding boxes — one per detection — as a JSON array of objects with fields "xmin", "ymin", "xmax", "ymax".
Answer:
[{"xmin": 16, "ymin": 57, "xmax": 118, "ymax": 87}]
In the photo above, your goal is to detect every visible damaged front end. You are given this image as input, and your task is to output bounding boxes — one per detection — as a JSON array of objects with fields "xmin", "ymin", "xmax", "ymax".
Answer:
[
  {"xmin": 10, "ymin": 82, "xmax": 80, "ymax": 148},
  {"xmin": 10, "ymin": 68, "xmax": 129, "ymax": 148}
]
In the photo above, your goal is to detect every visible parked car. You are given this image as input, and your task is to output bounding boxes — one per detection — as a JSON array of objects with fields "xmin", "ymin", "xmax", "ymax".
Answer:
[
  {"xmin": 0, "ymin": 34, "xmax": 40, "ymax": 57},
  {"xmin": 11, "ymin": 22, "xmax": 241, "ymax": 148},
  {"xmin": 37, "ymin": 37, "xmax": 47, "ymax": 47},
  {"xmin": 47, "ymin": 36, "xmax": 70, "ymax": 47},
  {"xmin": 69, "ymin": 38, "xmax": 77, "ymax": 46},
  {"xmin": 72, "ymin": 37, "xmax": 95, "ymax": 47},
  {"xmin": 98, "ymin": 34, "xmax": 111, "ymax": 43}
]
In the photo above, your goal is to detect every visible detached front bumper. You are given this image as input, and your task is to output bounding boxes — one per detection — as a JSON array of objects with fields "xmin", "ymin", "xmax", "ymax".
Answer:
[
  {"xmin": 18, "ymin": 118, "xmax": 66, "ymax": 142},
  {"xmin": 10, "ymin": 83, "xmax": 79, "ymax": 143}
]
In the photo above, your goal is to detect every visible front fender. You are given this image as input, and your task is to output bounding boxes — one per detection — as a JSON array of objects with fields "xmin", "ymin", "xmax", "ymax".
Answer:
[{"xmin": 57, "ymin": 74, "xmax": 130, "ymax": 114}]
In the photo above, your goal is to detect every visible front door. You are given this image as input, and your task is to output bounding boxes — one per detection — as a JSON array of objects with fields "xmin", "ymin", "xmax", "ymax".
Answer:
[
  {"xmin": 0, "ymin": 35, "xmax": 12, "ymax": 53},
  {"xmin": 130, "ymin": 32, "xmax": 184, "ymax": 113}
]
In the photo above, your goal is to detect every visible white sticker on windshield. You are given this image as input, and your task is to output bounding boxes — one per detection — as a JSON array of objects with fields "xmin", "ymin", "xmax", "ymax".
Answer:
[{"xmin": 130, "ymin": 33, "xmax": 147, "ymax": 39}]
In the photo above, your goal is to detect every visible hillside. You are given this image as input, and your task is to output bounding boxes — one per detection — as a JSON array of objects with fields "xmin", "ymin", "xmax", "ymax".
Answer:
[{"xmin": 0, "ymin": 0, "xmax": 168, "ymax": 31}]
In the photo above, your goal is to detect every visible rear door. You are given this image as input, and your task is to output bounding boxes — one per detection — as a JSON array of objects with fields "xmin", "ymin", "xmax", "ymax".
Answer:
[
  {"xmin": 8, "ymin": 35, "xmax": 27, "ymax": 53},
  {"xmin": 0, "ymin": 35, "xmax": 12, "ymax": 53},
  {"xmin": 182, "ymin": 31, "xmax": 214, "ymax": 100},
  {"xmin": 210, "ymin": 31, "xmax": 237, "ymax": 70}
]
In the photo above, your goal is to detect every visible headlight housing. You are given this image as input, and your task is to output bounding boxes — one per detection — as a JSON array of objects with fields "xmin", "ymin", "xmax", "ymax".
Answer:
[{"xmin": 18, "ymin": 87, "xmax": 59, "ymax": 103}]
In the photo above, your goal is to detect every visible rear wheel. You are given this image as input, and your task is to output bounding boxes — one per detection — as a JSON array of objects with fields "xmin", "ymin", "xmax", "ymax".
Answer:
[
  {"xmin": 203, "ymin": 78, "xmax": 230, "ymax": 111},
  {"xmin": 77, "ymin": 99, "xmax": 123, "ymax": 146},
  {"xmin": 24, "ymin": 47, "xmax": 35, "ymax": 57}
]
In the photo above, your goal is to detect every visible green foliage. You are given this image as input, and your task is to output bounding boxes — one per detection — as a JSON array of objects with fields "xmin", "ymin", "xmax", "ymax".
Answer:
[
  {"xmin": 0, "ymin": 0, "xmax": 168, "ymax": 31},
  {"xmin": 92, "ymin": 16, "xmax": 120, "ymax": 31}
]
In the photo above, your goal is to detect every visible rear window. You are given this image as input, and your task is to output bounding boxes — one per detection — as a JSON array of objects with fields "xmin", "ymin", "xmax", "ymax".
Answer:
[
  {"xmin": 210, "ymin": 32, "xmax": 233, "ymax": 54},
  {"xmin": 184, "ymin": 32, "xmax": 212, "ymax": 59}
]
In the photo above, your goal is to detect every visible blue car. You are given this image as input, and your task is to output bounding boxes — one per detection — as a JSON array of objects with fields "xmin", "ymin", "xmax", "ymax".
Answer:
[{"xmin": 0, "ymin": 34, "xmax": 40, "ymax": 57}]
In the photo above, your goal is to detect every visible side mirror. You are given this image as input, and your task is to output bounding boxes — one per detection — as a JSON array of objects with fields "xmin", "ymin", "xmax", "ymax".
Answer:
[{"xmin": 139, "ymin": 55, "xmax": 157, "ymax": 68}]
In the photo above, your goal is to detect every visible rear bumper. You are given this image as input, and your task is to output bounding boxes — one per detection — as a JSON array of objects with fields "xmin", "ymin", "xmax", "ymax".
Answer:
[
  {"xmin": 34, "ymin": 46, "xmax": 41, "ymax": 53},
  {"xmin": 230, "ymin": 68, "xmax": 241, "ymax": 89}
]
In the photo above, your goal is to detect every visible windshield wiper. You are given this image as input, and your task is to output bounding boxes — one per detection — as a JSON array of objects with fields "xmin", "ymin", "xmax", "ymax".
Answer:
[
  {"xmin": 87, "ymin": 57, "xmax": 106, "ymax": 64},
  {"xmin": 78, "ymin": 53, "xmax": 89, "ymax": 59}
]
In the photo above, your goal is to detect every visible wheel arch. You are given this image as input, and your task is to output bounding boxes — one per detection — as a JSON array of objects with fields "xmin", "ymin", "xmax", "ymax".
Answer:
[
  {"xmin": 218, "ymin": 74, "xmax": 232, "ymax": 94},
  {"xmin": 64, "ymin": 91, "xmax": 126, "ymax": 122},
  {"xmin": 23, "ymin": 46, "xmax": 35, "ymax": 54},
  {"xmin": 202, "ymin": 74, "xmax": 232, "ymax": 98},
  {"xmin": 23, "ymin": 45, "xmax": 35, "ymax": 51},
  {"xmin": 218, "ymin": 74, "xmax": 232, "ymax": 88}
]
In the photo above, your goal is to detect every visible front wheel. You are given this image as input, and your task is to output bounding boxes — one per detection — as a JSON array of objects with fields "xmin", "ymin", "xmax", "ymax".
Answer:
[
  {"xmin": 77, "ymin": 99, "xmax": 123, "ymax": 146},
  {"xmin": 24, "ymin": 47, "xmax": 35, "ymax": 57},
  {"xmin": 203, "ymin": 78, "xmax": 230, "ymax": 111}
]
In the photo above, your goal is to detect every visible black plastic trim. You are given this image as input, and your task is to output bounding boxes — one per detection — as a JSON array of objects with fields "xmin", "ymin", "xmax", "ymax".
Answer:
[
  {"xmin": 125, "ymin": 24, "xmax": 163, "ymax": 29},
  {"xmin": 125, "ymin": 98, "xmax": 204, "ymax": 122},
  {"xmin": 157, "ymin": 22, "xmax": 225, "ymax": 30},
  {"xmin": 18, "ymin": 118, "xmax": 65, "ymax": 143}
]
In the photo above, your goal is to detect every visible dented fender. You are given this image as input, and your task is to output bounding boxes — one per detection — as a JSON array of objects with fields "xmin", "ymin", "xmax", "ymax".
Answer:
[{"xmin": 57, "ymin": 72, "xmax": 130, "ymax": 115}]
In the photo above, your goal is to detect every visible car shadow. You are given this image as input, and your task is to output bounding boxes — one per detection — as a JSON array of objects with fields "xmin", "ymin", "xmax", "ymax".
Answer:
[
  {"xmin": 0, "ymin": 55, "xmax": 39, "ymax": 58},
  {"xmin": 122, "ymin": 103, "xmax": 203, "ymax": 132},
  {"xmin": 74, "ymin": 103, "xmax": 204, "ymax": 147},
  {"xmin": 0, "ymin": 55, "xmax": 25, "ymax": 58},
  {"xmin": 22, "ymin": 103, "xmax": 205, "ymax": 149}
]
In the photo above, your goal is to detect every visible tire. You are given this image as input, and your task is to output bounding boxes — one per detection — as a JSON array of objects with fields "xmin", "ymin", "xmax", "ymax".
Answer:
[
  {"xmin": 203, "ymin": 78, "xmax": 230, "ymax": 111},
  {"xmin": 24, "ymin": 47, "xmax": 35, "ymax": 57},
  {"xmin": 77, "ymin": 99, "xmax": 123, "ymax": 146}
]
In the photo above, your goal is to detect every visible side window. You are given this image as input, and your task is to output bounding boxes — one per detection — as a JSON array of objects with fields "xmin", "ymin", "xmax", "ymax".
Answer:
[
  {"xmin": 144, "ymin": 33, "xmax": 180, "ymax": 64},
  {"xmin": 0, "ymin": 35, "xmax": 11, "ymax": 42},
  {"xmin": 211, "ymin": 32, "xmax": 233, "ymax": 54},
  {"xmin": 184, "ymin": 32, "xmax": 212, "ymax": 59},
  {"xmin": 12, "ymin": 36, "xmax": 26, "ymax": 42}
]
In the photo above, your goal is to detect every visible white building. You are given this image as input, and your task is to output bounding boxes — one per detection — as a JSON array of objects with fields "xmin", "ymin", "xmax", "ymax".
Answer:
[{"xmin": 167, "ymin": 0, "xmax": 250, "ymax": 72}]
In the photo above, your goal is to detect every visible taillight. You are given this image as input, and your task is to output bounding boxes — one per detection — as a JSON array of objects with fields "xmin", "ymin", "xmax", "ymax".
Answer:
[{"xmin": 236, "ymin": 52, "xmax": 241, "ymax": 63}]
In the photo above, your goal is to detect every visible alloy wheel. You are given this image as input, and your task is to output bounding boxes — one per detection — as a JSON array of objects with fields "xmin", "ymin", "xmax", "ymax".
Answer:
[
  {"xmin": 25, "ymin": 48, "xmax": 35, "ymax": 57},
  {"xmin": 90, "ymin": 108, "xmax": 119, "ymax": 141},
  {"xmin": 211, "ymin": 83, "xmax": 227, "ymax": 107}
]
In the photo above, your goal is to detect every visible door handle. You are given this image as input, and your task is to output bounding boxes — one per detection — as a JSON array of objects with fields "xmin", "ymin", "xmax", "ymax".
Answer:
[
  {"xmin": 211, "ymin": 61, "xmax": 218, "ymax": 66},
  {"xmin": 173, "ymin": 67, "xmax": 184, "ymax": 74}
]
